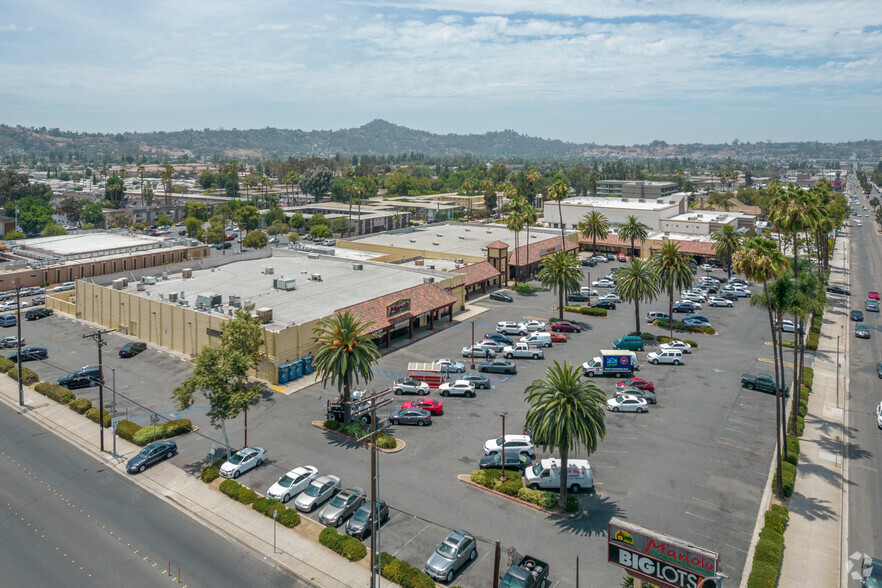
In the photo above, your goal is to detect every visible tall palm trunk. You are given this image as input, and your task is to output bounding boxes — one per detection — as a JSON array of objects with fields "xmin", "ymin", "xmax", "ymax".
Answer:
[
  {"xmin": 790, "ymin": 318, "xmax": 804, "ymax": 435},
  {"xmin": 634, "ymin": 299, "xmax": 642, "ymax": 335},
  {"xmin": 558, "ymin": 289, "xmax": 565, "ymax": 322},
  {"xmin": 342, "ymin": 375, "xmax": 352, "ymax": 426},
  {"xmin": 792, "ymin": 234, "xmax": 799, "ymax": 279},
  {"xmin": 765, "ymin": 285, "xmax": 784, "ymax": 496},
  {"xmin": 557, "ymin": 200, "xmax": 565, "ymax": 250},
  {"xmin": 668, "ymin": 285, "xmax": 674, "ymax": 339},
  {"xmin": 559, "ymin": 439, "xmax": 569, "ymax": 509}
]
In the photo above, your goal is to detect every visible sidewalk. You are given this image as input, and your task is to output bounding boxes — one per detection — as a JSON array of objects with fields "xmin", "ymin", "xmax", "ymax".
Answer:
[
  {"xmin": 0, "ymin": 376, "xmax": 391, "ymax": 588},
  {"xmin": 776, "ymin": 236, "xmax": 848, "ymax": 588}
]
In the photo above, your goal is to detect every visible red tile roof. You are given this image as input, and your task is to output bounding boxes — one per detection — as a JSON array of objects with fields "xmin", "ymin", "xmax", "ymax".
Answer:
[
  {"xmin": 508, "ymin": 236, "xmax": 579, "ymax": 267},
  {"xmin": 577, "ymin": 233, "xmax": 631, "ymax": 247},
  {"xmin": 486, "ymin": 240, "xmax": 509, "ymax": 249},
  {"xmin": 649, "ymin": 239, "xmax": 716, "ymax": 256},
  {"xmin": 450, "ymin": 261, "xmax": 502, "ymax": 287},
  {"xmin": 335, "ymin": 282, "xmax": 457, "ymax": 331}
]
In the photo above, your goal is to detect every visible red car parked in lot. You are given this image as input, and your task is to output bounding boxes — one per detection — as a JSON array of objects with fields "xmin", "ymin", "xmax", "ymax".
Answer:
[
  {"xmin": 616, "ymin": 377, "xmax": 655, "ymax": 393},
  {"xmin": 549, "ymin": 332, "xmax": 568, "ymax": 343},
  {"xmin": 402, "ymin": 397, "xmax": 444, "ymax": 416},
  {"xmin": 551, "ymin": 321, "xmax": 581, "ymax": 333},
  {"xmin": 617, "ymin": 253, "xmax": 628, "ymax": 262},
  {"xmin": 869, "ymin": 290, "xmax": 880, "ymax": 300}
]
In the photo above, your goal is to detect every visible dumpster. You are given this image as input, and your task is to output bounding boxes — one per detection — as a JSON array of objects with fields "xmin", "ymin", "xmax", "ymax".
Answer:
[
  {"xmin": 302, "ymin": 356, "xmax": 314, "ymax": 375},
  {"xmin": 278, "ymin": 363, "xmax": 290, "ymax": 384},
  {"xmin": 290, "ymin": 359, "xmax": 304, "ymax": 380}
]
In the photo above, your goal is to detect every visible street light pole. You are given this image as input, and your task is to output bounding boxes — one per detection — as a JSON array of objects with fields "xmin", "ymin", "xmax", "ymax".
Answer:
[
  {"xmin": 15, "ymin": 284, "xmax": 23, "ymax": 407},
  {"xmin": 499, "ymin": 412, "xmax": 508, "ymax": 481},
  {"xmin": 470, "ymin": 321, "xmax": 475, "ymax": 370}
]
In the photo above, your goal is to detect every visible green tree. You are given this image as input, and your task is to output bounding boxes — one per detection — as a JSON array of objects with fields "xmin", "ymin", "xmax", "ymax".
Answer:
[
  {"xmin": 160, "ymin": 165, "xmax": 175, "ymax": 205},
  {"xmin": 617, "ymin": 215, "xmax": 649, "ymax": 259},
  {"xmin": 734, "ymin": 236, "xmax": 788, "ymax": 496},
  {"xmin": 205, "ymin": 217, "xmax": 225, "ymax": 244},
  {"xmin": 312, "ymin": 310, "xmax": 381, "ymax": 426},
  {"xmin": 156, "ymin": 213, "xmax": 173, "ymax": 227},
  {"xmin": 300, "ymin": 166, "xmax": 333, "ymax": 202},
  {"xmin": 263, "ymin": 206, "xmax": 286, "ymax": 227},
  {"xmin": 577, "ymin": 211, "xmax": 609, "ymax": 256},
  {"xmin": 265, "ymin": 220, "xmax": 290, "ymax": 235},
  {"xmin": 185, "ymin": 216, "xmax": 203, "ymax": 238},
  {"xmin": 546, "ymin": 179, "xmax": 570, "ymax": 247},
  {"xmin": 105, "ymin": 175, "xmax": 126, "ymax": 207},
  {"xmin": 5, "ymin": 230, "xmax": 25, "ymax": 240},
  {"xmin": 506, "ymin": 197, "xmax": 525, "ymax": 282},
  {"xmin": 309, "ymin": 224, "xmax": 332, "ymax": 239},
  {"xmin": 538, "ymin": 251, "xmax": 583, "ymax": 321},
  {"xmin": 651, "ymin": 241, "xmax": 694, "ymax": 338},
  {"xmin": 289, "ymin": 211, "xmax": 306, "ymax": 229},
  {"xmin": 871, "ymin": 197, "xmax": 880, "ymax": 210},
  {"xmin": 235, "ymin": 205, "xmax": 261, "ymax": 232},
  {"xmin": 109, "ymin": 213, "xmax": 131, "ymax": 229},
  {"xmin": 184, "ymin": 201, "xmax": 208, "ymax": 221},
  {"xmin": 172, "ymin": 307, "xmax": 264, "ymax": 459},
  {"xmin": 58, "ymin": 197, "xmax": 86, "ymax": 225},
  {"xmin": 243, "ymin": 230, "xmax": 269, "ymax": 249},
  {"xmin": 789, "ymin": 271, "xmax": 826, "ymax": 436},
  {"xmin": 524, "ymin": 361, "xmax": 607, "ymax": 509},
  {"xmin": 711, "ymin": 224, "xmax": 743, "ymax": 279},
  {"xmin": 770, "ymin": 184, "xmax": 820, "ymax": 279},
  {"xmin": 615, "ymin": 259, "xmax": 659, "ymax": 335},
  {"xmin": 331, "ymin": 217, "xmax": 350, "ymax": 235},
  {"xmin": 41, "ymin": 222, "xmax": 67, "ymax": 237},
  {"xmin": 82, "ymin": 202, "xmax": 105, "ymax": 227},
  {"xmin": 481, "ymin": 179, "xmax": 497, "ymax": 214}
]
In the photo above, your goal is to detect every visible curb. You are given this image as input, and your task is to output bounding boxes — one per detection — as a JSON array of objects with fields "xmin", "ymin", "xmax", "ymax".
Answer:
[
  {"xmin": 311, "ymin": 421, "xmax": 406, "ymax": 453},
  {"xmin": 456, "ymin": 474, "xmax": 582, "ymax": 518}
]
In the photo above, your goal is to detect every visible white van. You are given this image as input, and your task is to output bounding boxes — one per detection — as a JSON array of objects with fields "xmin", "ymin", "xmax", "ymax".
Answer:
[
  {"xmin": 519, "ymin": 332, "xmax": 552, "ymax": 348},
  {"xmin": 525, "ymin": 458, "xmax": 594, "ymax": 493}
]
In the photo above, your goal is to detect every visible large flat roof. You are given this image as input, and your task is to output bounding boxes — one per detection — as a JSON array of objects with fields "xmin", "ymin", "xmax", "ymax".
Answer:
[
  {"xmin": 349, "ymin": 223, "xmax": 565, "ymax": 258},
  {"xmin": 19, "ymin": 233, "xmax": 164, "ymax": 257},
  {"xmin": 666, "ymin": 211, "xmax": 744, "ymax": 222},
  {"xmin": 559, "ymin": 196, "xmax": 683, "ymax": 210},
  {"xmin": 121, "ymin": 251, "xmax": 453, "ymax": 331}
]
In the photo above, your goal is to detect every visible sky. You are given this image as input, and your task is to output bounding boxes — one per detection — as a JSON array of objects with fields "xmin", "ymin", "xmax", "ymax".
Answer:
[{"xmin": 2, "ymin": 1, "xmax": 881, "ymax": 145}]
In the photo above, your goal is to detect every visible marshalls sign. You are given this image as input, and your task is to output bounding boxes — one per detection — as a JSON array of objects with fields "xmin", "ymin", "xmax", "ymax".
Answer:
[{"xmin": 607, "ymin": 518, "xmax": 720, "ymax": 588}]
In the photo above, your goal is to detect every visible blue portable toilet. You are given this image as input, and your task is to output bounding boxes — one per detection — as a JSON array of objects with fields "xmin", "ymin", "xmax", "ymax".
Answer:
[
  {"xmin": 302, "ymin": 356, "xmax": 314, "ymax": 375},
  {"xmin": 291, "ymin": 359, "xmax": 304, "ymax": 380}
]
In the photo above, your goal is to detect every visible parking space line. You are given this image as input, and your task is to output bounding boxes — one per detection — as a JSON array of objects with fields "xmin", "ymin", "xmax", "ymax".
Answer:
[
  {"xmin": 685, "ymin": 510, "xmax": 752, "ymax": 536},
  {"xmin": 391, "ymin": 522, "xmax": 431, "ymax": 558}
]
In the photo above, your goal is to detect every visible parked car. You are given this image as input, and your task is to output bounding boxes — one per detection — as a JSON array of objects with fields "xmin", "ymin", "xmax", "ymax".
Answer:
[
  {"xmin": 31, "ymin": 295, "xmax": 46, "ymax": 305},
  {"xmin": 707, "ymin": 297, "xmax": 733, "ymax": 307},
  {"xmin": 851, "ymin": 310, "xmax": 865, "ymax": 322},
  {"xmin": 579, "ymin": 286, "xmax": 598, "ymax": 296},
  {"xmin": 659, "ymin": 340, "xmax": 692, "ymax": 354},
  {"xmin": 567, "ymin": 292, "xmax": 590, "ymax": 302},
  {"xmin": 484, "ymin": 333, "xmax": 513, "ymax": 345},
  {"xmin": 617, "ymin": 385, "xmax": 657, "ymax": 404},
  {"xmin": 52, "ymin": 282, "xmax": 76, "ymax": 292},
  {"xmin": 126, "ymin": 440, "xmax": 177, "ymax": 474},
  {"xmin": 219, "ymin": 447, "xmax": 266, "ymax": 479},
  {"xmin": 592, "ymin": 278, "xmax": 615, "ymax": 288},
  {"xmin": 496, "ymin": 321, "xmax": 526, "ymax": 335},
  {"xmin": 425, "ymin": 530, "xmax": 478, "ymax": 584},
  {"xmin": 266, "ymin": 466, "xmax": 319, "ymax": 503},
  {"xmin": 518, "ymin": 320, "xmax": 546, "ymax": 332},
  {"xmin": 549, "ymin": 331, "xmax": 568, "ymax": 343},
  {"xmin": 0, "ymin": 336, "xmax": 23, "ymax": 348},
  {"xmin": 435, "ymin": 358, "xmax": 465, "ymax": 373},
  {"xmin": 607, "ymin": 394, "xmax": 649, "ymax": 413},
  {"xmin": 646, "ymin": 311, "xmax": 670, "ymax": 323},
  {"xmin": 681, "ymin": 291, "xmax": 706, "ymax": 303},
  {"xmin": 592, "ymin": 300, "xmax": 616, "ymax": 310},
  {"xmin": 613, "ymin": 335, "xmax": 644, "ymax": 351},
  {"xmin": 393, "ymin": 378, "xmax": 431, "ymax": 395},
  {"xmin": 719, "ymin": 291, "xmax": 741, "ymax": 301},
  {"xmin": 722, "ymin": 287, "xmax": 751, "ymax": 298},
  {"xmin": 25, "ymin": 307, "xmax": 52, "ymax": 320},
  {"xmin": 8, "ymin": 346, "xmax": 48, "ymax": 362},
  {"xmin": 294, "ymin": 475, "xmax": 342, "ymax": 512},
  {"xmin": 683, "ymin": 318, "xmax": 711, "ymax": 328},
  {"xmin": 479, "ymin": 451, "xmax": 533, "ymax": 471},
  {"xmin": 438, "ymin": 380, "xmax": 477, "ymax": 397},
  {"xmin": 781, "ymin": 319, "xmax": 804, "ymax": 333},
  {"xmin": 462, "ymin": 344, "xmax": 496, "ymax": 359},
  {"xmin": 346, "ymin": 498, "xmax": 389, "ymax": 539},
  {"xmin": 867, "ymin": 299, "xmax": 880, "ymax": 312},
  {"xmin": 483, "ymin": 434, "xmax": 535, "ymax": 457},
  {"xmin": 551, "ymin": 321, "xmax": 581, "ymax": 333},
  {"xmin": 599, "ymin": 292, "xmax": 622, "ymax": 303},
  {"xmin": 0, "ymin": 314, "xmax": 17, "ymax": 327},
  {"xmin": 58, "ymin": 365, "xmax": 101, "ymax": 389},
  {"xmin": 319, "ymin": 487, "xmax": 366, "ymax": 527},
  {"xmin": 388, "ymin": 408, "xmax": 432, "ymax": 426},
  {"xmin": 119, "ymin": 342, "xmax": 147, "ymax": 357},
  {"xmin": 616, "ymin": 377, "xmax": 654, "ymax": 392},
  {"xmin": 825, "ymin": 285, "xmax": 850, "ymax": 295},
  {"xmin": 700, "ymin": 263, "xmax": 714, "ymax": 271},
  {"xmin": 646, "ymin": 349, "xmax": 684, "ymax": 365},
  {"xmin": 477, "ymin": 359, "xmax": 516, "ymax": 374},
  {"xmin": 856, "ymin": 325, "xmax": 871, "ymax": 339},
  {"xmin": 673, "ymin": 300, "xmax": 701, "ymax": 312},
  {"xmin": 489, "ymin": 290, "xmax": 513, "ymax": 302},
  {"xmin": 459, "ymin": 373, "xmax": 492, "ymax": 389},
  {"xmin": 402, "ymin": 397, "xmax": 444, "ymax": 415}
]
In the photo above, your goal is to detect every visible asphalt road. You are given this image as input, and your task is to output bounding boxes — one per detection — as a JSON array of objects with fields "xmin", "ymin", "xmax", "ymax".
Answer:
[
  {"xmin": 845, "ymin": 179, "xmax": 882, "ymax": 570},
  {"xmin": 9, "ymin": 257, "xmax": 783, "ymax": 587},
  {"xmin": 0, "ymin": 400, "xmax": 305, "ymax": 588}
]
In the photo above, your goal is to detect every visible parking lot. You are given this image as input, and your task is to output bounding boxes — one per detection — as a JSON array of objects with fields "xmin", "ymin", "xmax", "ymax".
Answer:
[{"xmin": 12, "ymin": 266, "xmax": 781, "ymax": 587}]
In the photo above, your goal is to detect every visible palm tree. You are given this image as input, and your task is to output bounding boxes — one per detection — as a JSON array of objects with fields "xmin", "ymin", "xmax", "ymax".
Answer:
[
  {"xmin": 506, "ymin": 197, "xmax": 526, "ymax": 283},
  {"xmin": 711, "ymin": 224, "xmax": 743, "ymax": 279},
  {"xmin": 521, "ymin": 200, "xmax": 538, "ymax": 254},
  {"xmin": 734, "ymin": 236, "xmax": 788, "ymax": 496},
  {"xmin": 312, "ymin": 310, "xmax": 381, "ymax": 426},
  {"xmin": 615, "ymin": 259, "xmax": 659, "ymax": 335},
  {"xmin": 537, "ymin": 251, "xmax": 583, "ymax": 321},
  {"xmin": 617, "ymin": 215, "xmax": 649, "ymax": 259},
  {"xmin": 547, "ymin": 179, "xmax": 570, "ymax": 248},
  {"xmin": 524, "ymin": 361, "xmax": 607, "ymax": 510},
  {"xmin": 578, "ymin": 211, "xmax": 609, "ymax": 258},
  {"xmin": 770, "ymin": 184, "xmax": 820, "ymax": 279},
  {"xmin": 651, "ymin": 242, "xmax": 694, "ymax": 338}
]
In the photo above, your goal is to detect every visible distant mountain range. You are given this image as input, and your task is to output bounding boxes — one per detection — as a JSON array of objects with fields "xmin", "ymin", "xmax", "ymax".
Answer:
[{"xmin": 1, "ymin": 119, "xmax": 880, "ymax": 161}]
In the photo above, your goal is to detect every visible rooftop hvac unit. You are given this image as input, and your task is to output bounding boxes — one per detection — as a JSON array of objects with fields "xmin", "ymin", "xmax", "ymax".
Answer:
[
  {"xmin": 454, "ymin": 259, "xmax": 464, "ymax": 264},
  {"xmin": 159, "ymin": 293, "xmax": 165, "ymax": 300},
  {"xmin": 196, "ymin": 293, "xmax": 222, "ymax": 308},
  {"xmin": 414, "ymin": 259, "xmax": 424, "ymax": 266},
  {"xmin": 256, "ymin": 307, "xmax": 273, "ymax": 324},
  {"xmin": 112, "ymin": 278, "xmax": 126, "ymax": 290},
  {"xmin": 352, "ymin": 264, "xmax": 364, "ymax": 271},
  {"xmin": 161, "ymin": 272, "xmax": 168, "ymax": 280},
  {"xmin": 182, "ymin": 268, "xmax": 193, "ymax": 278},
  {"xmin": 168, "ymin": 292, "xmax": 178, "ymax": 303},
  {"xmin": 423, "ymin": 277, "xmax": 435, "ymax": 283},
  {"xmin": 142, "ymin": 276, "xmax": 157, "ymax": 285},
  {"xmin": 410, "ymin": 239, "xmax": 417, "ymax": 243},
  {"xmin": 307, "ymin": 253, "xmax": 320, "ymax": 260},
  {"xmin": 263, "ymin": 267, "xmax": 274, "ymax": 275},
  {"xmin": 310, "ymin": 273, "xmax": 323, "ymax": 282},
  {"xmin": 136, "ymin": 283, "xmax": 145, "ymax": 291},
  {"xmin": 437, "ymin": 234, "xmax": 443, "ymax": 238},
  {"xmin": 273, "ymin": 278, "xmax": 296, "ymax": 291},
  {"xmin": 427, "ymin": 264, "xmax": 435, "ymax": 270},
  {"xmin": 229, "ymin": 295, "xmax": 241, "ymax": 308},
  {"xmin": 432, "ymin": 242, "xmax": 439, "ymax": 246}
]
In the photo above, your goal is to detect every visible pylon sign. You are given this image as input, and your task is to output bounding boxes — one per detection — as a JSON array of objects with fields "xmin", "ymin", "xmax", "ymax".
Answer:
[{"xmin": 608, "ymin": 517, "xmax": 720, "ymax": 588}]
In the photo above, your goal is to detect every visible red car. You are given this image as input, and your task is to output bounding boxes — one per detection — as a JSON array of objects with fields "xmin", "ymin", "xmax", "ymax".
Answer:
[
  {"xmin": 402, "ymin": 397, "xmax": 444, "ymax": 416},
  {"xmin": 617, "ymin": 253, "xmax": 628, "ymax": 262},
  {"xmin": 616, "ymin": 377, "xmax": 655, "ymax": 393},
  {"xmin": 869, "ymin": 290, "xmax": 880, "ymax": 300},
  {"xmin": 549, "ymin": 332, "xmax": 568, "ymax": 343},
  {"xmin": 551, "ymin": 321, "xmax": 581, "ymax": 333}
]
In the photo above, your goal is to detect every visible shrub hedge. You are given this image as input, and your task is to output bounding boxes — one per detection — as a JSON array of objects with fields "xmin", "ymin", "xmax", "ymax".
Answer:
[
  {"xmin": 219, "ymin": 479, "xmax": 241, "ymax": 499},
  {"xmin": 746, "ymin": 505, "xmax": 788, "ymax": 588},
  {"xmin": 773, "ymin": 461, "xmax": 797, "ymax": 497},
  {"xmin": 319, "ymin": 527, "xmax": 367, "ymax": 561},
  {"xmin": 565, "ymin": 495, "xmax": 580, "ymax": 512},
  {"xmin": 516, "ymin": 487, "xmax": 557, "ymax": 509},
  {"xmin": 628, "ymin": 332, "xmax": 656, "ymax": 340},
  {"xmin": 68, "ymin": 397, "xmax": 92, "ymax": 414},
  {"xmin": 376, "ymin": 433, "xmax": 397, "ymax": 449},
  {"xmin": 656, "ymin": 336, "xmax": 700, "ymax": 348},
  {"xmin": 85, "ymin": 406, "xmax": 112, "ymax": 428},
  {"xmin": 323, "ymin": 419, "xmax": 341, "ymax": 430},
  {"xmin": 8, "ymin": 366, "xmax": 39, "ymax": 386},
  {"xmin": 131, "ymin": 419, "xmax": 192, "ymax": 446},
  {"xmin": 34, "ymin": 382, "xmax": 76, "ymax": 405},
  {"xmin": 470, "ymin": 469, "xmax": 558, "ymax": 507},
  {"xmin": 201, "ymin": 466, "xmax": 220, "ymax": 483},
  {"xmin": 379, "ymin": 552, "xmax": 436, "ymax": 588},
  {"xmin": 802, "ymin": 366, "xmax": 814, "ymax": 391},
  {"xmin": 784, "ymin": 435, "xmax": 800, "ymax": 466},
  {"xmin": 115, "ymin": 419, "xmax": 142, "ymax": 442},
  {"xmin": 0, "ymin": 356, "xmax": 15, "ymax": 372},
  {"xmin": 563, "ymin": 305, "xmax": 608, "ymax": 317},
  {"xmin": 652, "ymin": 320, "xmax": 716, "ymax": 334},
  {"xmin": 512, "ymin": 282, "xmax": 537, "ymax": 294},
  {"xmin": 237, "ymin": 487, "xmax": 259, "ymax": 505}
]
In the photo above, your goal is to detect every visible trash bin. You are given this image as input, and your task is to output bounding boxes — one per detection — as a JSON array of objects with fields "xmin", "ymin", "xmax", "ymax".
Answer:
[
  {"xmin": 278, "ymin": 363, "xmax": 291, "ymax": 384},
  {"xmin": 290, "ymin": 359, "xmax": 303, "ymax": 380},
  {"xmin": 302, "ymin": 356, "xmax": 313, "ymax": 375}
]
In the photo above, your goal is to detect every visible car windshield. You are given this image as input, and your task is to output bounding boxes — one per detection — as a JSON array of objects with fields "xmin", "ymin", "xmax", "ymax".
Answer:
[
  {"xmin": 137, "ymin": 448, "xmax": 152, "ymax": 458},
  {"xmin": 329, "ymin": 495, "xmax": 346, "ymax": 508},
  {"xmin": 352, "ymin": 508, "xmax": 370, "ymax": 522},
  {"xmin": 229, "ymin": 453, "xmax": 245, "ymax": 464},
  {"xmin": 436, "ymin": 541, "xmax": 457, "ymax": 559},
  {"xmin": 278, "ymin": 475, "xmax": 294, "ymax": 487},
  {"xmin": 304, "ymin": 483, "xmax": 322, "ymax": 497},
  {"xmin": 500, "ymin": 575, "xmax": 528, "ymax": 588}
]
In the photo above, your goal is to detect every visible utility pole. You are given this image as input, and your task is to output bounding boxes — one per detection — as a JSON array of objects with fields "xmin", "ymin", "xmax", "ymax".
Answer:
[
  {"xmin": 111, "ymin": 368, "xmax": 117, "ymax": 457},
  {"xmin": 83, "ymin": 328, "xmax": 115, "ymax": 452},
  {"xmin": 357, "ymin": 389, "xmax": 393, "ymax": 588},
  {"xmin": 15, "ymin": 284, "xmax": 23, "ymax": 406}
]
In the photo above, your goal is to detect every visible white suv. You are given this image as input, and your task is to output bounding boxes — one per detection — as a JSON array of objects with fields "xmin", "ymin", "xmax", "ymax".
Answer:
[
  {"xmin": 647, "ymin": 349, "xmax": 684, "ymax": 365},
  {"xmin": 497, "ymin": 321, "xmax": 526, "ymax": 335},
  {"xmin": 483, "ymin": 435, "xmax": 535, "ymax": 457}
]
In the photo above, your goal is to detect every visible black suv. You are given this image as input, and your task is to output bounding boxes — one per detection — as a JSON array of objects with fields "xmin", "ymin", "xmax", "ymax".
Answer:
[
  {"xmin": 25, "ymin": 308, "xmax": 53, "ymax": 320},
  {"xmin": 58, "ymin": 365, "xmax": 101, "ymax": 389},
  {"xmin": 120, "ymin": 342, "xmax": 147, "ymax": 357}
]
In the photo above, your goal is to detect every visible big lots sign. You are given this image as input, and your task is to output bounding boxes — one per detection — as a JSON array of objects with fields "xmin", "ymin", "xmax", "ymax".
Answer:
[{"xmin": 608, "ymin": 518, "xmax": 720, "ymax": 588}]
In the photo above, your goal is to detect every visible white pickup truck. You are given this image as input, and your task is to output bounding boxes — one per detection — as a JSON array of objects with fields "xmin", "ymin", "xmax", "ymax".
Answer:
[{"xmin": 502, "ymin": 342, "xmax": 544, "ymax": 360}]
